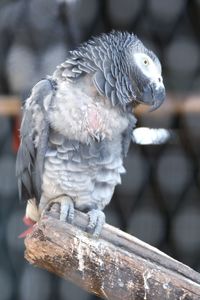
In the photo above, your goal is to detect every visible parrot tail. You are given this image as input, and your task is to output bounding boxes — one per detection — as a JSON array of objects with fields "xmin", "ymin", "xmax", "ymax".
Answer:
[{"xmin": 19, "ymin": 199, "xmax": 39, "ymax": 238}]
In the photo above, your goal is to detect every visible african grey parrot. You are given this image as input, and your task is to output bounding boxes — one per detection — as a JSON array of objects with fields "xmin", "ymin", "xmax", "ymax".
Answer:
[{"xmin": 16, "ymin": 31, "xmax": 165, "ymax": 237}]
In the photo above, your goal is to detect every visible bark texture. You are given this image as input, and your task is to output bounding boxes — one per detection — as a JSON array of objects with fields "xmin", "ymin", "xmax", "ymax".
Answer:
[{"xmin": 25, "ymin": 207, "xmax": 200, "ymax": 300}]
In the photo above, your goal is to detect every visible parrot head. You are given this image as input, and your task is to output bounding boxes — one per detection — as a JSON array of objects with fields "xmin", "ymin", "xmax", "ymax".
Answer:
[
  {"xmin": 67, "ymin": 31, "xmax": 165, "ymax": 111},
  {"xmin": 128, "ymin": 39, "xmax": 165, "ymax": 111}
]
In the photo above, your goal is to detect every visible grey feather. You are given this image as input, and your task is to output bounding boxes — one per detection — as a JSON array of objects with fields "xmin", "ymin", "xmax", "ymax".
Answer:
[
  {"xmin": 77, "ymin": 64, "xmax": 91, "ymax": 73},
  {"xmin": 105, "ymin": 81, "xmax": 112, "ymax": 99},
  {"xmin": 111, "ymin": 90, "xmax": 118, "ymax": 106},
  {"xmin": 93, "ymin": 70, "xmax": 105, "ymax": 95},
  {"xmin": 16, "ymin": 79, "xmax": 55, "ymax": 203},
  {"xmin": 49, "ymin": 130, "xmax": 64, "ymax": 145},
  {"xmin": 122, "ymin": 113, "xmax": 137, "ymax": 157},
  {"xmin": 62, "ymin": 140, "xmax": 79, "ymax": 151}
]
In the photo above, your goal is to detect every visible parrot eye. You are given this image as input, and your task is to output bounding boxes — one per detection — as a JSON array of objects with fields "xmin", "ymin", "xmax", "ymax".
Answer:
[{"xmin": 143, "ymin": 58, "xmax": 149, "ymax": 66}]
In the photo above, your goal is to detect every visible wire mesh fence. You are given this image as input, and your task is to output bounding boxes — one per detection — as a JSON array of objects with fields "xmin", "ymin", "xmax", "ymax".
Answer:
[{"xmin": 1, "ymin": 0, "xmax": 200, "ymax": 299}]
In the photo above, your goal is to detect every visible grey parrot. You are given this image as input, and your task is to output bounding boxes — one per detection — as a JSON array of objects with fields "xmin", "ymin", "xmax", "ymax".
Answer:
[{"xmin": 16, "ymin": 31, "xmax": 165, "ymax": 237}]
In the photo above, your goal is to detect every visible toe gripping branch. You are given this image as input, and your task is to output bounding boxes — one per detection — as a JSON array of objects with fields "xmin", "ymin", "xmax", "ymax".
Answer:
[{"xmin": 47, "ymin": 202, "xmax": 106, "ymax": 238}]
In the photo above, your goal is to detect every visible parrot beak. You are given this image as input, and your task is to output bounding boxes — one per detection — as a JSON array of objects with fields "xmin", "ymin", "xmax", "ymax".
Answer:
[
  {"xmin": 141, "ymin": 82, "xmax": 165, "ymax": 112},
  {"xmin": 149, "ymin": 85, "xmax": 165, "ymax": 112}
]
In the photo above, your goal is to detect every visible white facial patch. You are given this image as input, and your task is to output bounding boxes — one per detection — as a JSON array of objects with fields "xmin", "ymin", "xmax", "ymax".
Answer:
[{"xmin": 133, "ymin": 53, "xmax": 163, "ymax": 86}]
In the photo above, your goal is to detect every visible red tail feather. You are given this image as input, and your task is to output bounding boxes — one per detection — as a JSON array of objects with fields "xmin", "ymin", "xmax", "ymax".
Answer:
[{"xmin": 18, "ymin": 216, "xmax": 36, "ymax": 239}]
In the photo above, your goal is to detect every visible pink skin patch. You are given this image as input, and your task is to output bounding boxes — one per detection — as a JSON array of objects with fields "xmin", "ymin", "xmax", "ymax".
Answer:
[
  {"xmin": 88, "ymin": 110, "xmax": 101, "ymax": 130},
  {"xmin": 18, "ymin": 216, "xmax": 36, "ymax": 238},
  {"xmin": 86, "ymin": 108, "xmax": 105, "ymax": 138}
]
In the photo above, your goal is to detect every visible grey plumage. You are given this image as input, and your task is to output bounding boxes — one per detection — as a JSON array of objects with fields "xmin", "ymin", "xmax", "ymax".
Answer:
[
  {"xmin": 16, "ymin": 31, "xmax": 165, "ymax": 236},
  {"xmin": 16, "ymin": 79, "xmax": 56, "ymax": 202}
]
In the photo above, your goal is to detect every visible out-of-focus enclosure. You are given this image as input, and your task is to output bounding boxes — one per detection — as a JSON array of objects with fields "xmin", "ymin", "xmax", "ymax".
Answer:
[{"xmin": 1, "ymin": 0, "xmax": 200, "ymax": 299}]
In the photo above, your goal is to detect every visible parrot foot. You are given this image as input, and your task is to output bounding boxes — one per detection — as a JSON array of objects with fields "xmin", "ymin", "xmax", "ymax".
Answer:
[
  {"xmin": 46, "ymin": 196, "xmax": 74, "ymax": 224},
  {"xmin": 87, "ymin": 209, "xmax": 105, "ymax": 237},
  {"xmin": 59, "ymin": 196, "xmax": 74, "ymax": 223}
]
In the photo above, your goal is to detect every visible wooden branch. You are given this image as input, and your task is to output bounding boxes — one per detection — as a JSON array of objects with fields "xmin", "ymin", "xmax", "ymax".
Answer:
[
  {"xmin": 25, "ymin": 207, "xmax": 200, "ymax": 300},
  {"xmin": 1, "ymin": 94, "xmax": 200, "ymax": 117},
  {"xmin": 0, "ymin": 96, "xmax": 21, "ymax": 116}
]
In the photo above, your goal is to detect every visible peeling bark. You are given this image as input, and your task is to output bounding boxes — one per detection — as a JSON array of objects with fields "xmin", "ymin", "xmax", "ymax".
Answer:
[{"xmin": 25, "ymin": 207, "xmax": 200, "ymax": 300}]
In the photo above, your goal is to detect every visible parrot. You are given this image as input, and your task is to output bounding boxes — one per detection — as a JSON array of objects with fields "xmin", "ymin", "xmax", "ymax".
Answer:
[{"xmin": 16, "ymin": 31, "xmax": 165, "ymax": 237}]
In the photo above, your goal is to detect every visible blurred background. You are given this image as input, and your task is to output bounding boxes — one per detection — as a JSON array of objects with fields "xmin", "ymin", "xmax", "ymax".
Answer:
[{"xmin": 1, "ymin": 0, "xmax": 200, "ymax": 299}]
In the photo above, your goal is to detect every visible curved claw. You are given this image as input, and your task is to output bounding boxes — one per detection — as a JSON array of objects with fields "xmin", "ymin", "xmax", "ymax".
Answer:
[
  {"xmin": 87, "ymin": 209, "xmax": 105, "ymax": 237},
  {"xmin": 60, "ymin": 197, "xmax": 74, "ymax": 224}
]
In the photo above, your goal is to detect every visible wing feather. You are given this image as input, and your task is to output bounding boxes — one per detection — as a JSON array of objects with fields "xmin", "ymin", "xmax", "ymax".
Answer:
[
  {"xmin": 16, "ymin": 78, "xmax": 55, "ymax": 203},
  {"xmin": 121, "ymin": 113, "xmax": 137, "ymax": 157}
]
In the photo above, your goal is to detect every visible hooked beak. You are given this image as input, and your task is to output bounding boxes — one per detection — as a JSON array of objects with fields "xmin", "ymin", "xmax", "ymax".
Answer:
[
  {"xmin": 141, "ymin": 82, "xmax": 165, "ymax": 112},
  {"xmin": 149, "ymin": 86, "xmax": 165, "ymax": 112}
]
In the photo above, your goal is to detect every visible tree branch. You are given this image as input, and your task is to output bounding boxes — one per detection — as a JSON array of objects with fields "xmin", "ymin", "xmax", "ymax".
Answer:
[
  {"xmin": 0, "ymin": 96, "xmax": 21, "ymax": 116},
  {"xmin": 25, "ymin": 206, "xmax": 200, "ymax": 300},
  {"xmin": 2, "ymin": 94, "xmax": 200, "ymax": 116}
]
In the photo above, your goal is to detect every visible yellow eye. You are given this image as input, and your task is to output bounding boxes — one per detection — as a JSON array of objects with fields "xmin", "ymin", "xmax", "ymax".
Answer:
[{"xmin": 143, "ymin": 58, "xmax": 149, "ymax": 65}]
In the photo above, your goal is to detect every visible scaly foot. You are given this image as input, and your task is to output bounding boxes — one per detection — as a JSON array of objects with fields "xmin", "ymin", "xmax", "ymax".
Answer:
[{"xmin": 87, "ymin": 209, "xmax": 105, "ymax": 237}]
